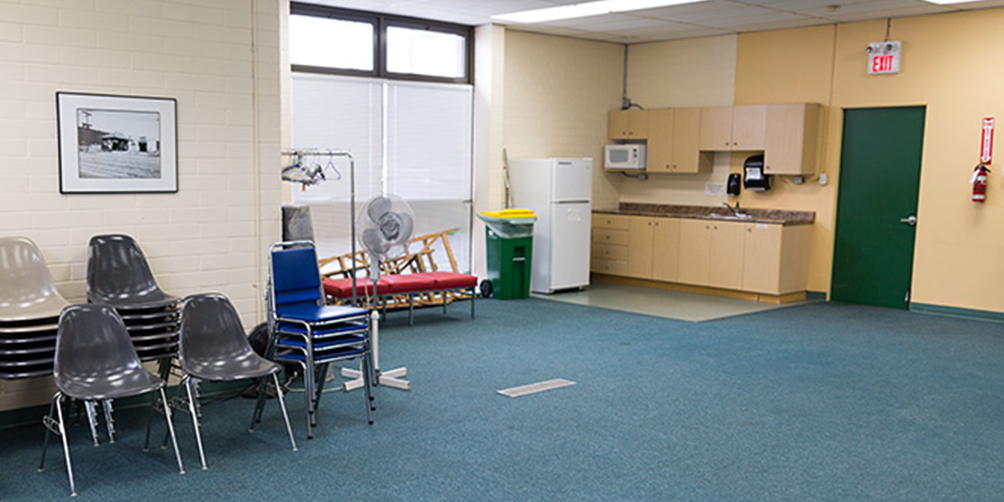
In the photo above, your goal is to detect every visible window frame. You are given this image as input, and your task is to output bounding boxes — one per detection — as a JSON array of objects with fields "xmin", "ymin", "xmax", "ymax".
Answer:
[{"xmin": 290, "ymin": 3, "xmax": 473, "ymax": 85}]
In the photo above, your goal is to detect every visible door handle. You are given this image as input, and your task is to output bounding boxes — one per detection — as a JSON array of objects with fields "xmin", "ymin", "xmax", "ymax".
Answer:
[{"xmin": 900, "ymin": 215, "xmax": 917, "ymax": 226}]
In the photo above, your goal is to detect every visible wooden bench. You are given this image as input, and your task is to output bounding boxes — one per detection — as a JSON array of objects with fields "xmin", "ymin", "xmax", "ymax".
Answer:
[{"xmin": 318, "ymin": 228, "xmax": 476, "ymax": 325}]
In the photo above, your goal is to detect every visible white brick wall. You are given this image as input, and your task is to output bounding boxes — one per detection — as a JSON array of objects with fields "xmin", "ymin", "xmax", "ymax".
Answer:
[{"xmin": 0, "ymin": 0, "xmax": 283, "ymax": 411}]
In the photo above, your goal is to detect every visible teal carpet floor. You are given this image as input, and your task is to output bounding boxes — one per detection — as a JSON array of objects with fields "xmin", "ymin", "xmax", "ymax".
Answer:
[{"xmin": 2, "ymin": 299, "xmax": 1004, "ymax": 501}]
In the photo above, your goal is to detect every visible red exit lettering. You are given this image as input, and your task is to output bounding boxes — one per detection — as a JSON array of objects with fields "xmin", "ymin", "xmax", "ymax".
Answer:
[{"xmin": 872, "ymin": 55, "xmax": 894, "ymax": 73}]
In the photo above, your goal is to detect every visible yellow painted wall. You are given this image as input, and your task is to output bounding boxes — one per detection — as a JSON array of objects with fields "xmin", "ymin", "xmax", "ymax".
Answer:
[
  {"xmin": 502, "ymin": 30, "xmax": 624, "ymax": 210},
  {"xmin": 733, "ymin": 25, "xmax": 838, "ymax": 293},
  {"xmin": 733, "ymin": 9, "xmax": 1004, "ymax": 311},
  {"xmin": 621, "ymin": 36, "xmax": 737, "ymax": 207}
]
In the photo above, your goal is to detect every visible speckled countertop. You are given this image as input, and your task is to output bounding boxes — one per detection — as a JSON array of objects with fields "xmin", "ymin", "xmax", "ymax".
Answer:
[{"xmin": 594, "ymin": 203, "xmax": 815, "ymax": 226}]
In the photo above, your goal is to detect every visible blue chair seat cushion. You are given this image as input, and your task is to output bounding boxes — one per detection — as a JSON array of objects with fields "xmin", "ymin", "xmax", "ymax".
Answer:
[
  {"xmin": 275, "ymin": 304, "xmax": 368, "ymax": 322},
  {"xmin": 276, "ymin": 334, "xmax": 368, "ymax": 352},
  {"xmin": 274, "ymin": 344, "xmax": 367, "ymax": 364},
  {"xmin": 274, "ymin": 321, "xmax": 367, "ymax": 338}
]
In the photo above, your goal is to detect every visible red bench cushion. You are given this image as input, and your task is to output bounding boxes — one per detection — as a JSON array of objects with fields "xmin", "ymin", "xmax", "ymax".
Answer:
[
  {"xmin": 382, "ymin": 274, "xmax": 436, "ymax": 294},
  {"xmin": 424, "ymin": 272, "xmax": 477, "ymax": 289},
  {"xmin": 322, "ymin": 278, "xmax": 390, "ymax": 299}
]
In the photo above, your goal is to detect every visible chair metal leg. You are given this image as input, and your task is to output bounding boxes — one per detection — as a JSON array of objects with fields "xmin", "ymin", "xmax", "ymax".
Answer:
[
  {"xmin": 409, "ymin": 294, "xmax": 414, "ymax": 325},
  {"xmin": 84, "ymin": 401, "xmax": 100, "ymax": 446},
  {"xmin": 54, "ymin": 394, "xmax": 77, "ymax": 497},
  {"xmin": 273, "ymin": 373, "xmax": 298, "ymax": 452},
  {"xmin": 249, "ymin": 376, "xmax": 268, "ymax": 432},
  {"xmin": 39, "ymin": 394, "xmax": 57, "ymax": 472},
  {"xmin": 142, "ymin": 391, "xmax": 158, "ymax": 452},
  {"xmin": 470, "ymin": 287, "xmax": 475, "ymax": 319},
  {"xmin": 443, "ymin": 291, "xmax": 448, "ymax": 314},
  {"xmin": 182, "ymin": 376, "xmax": 207, "ymax": 470},
  {"xmin": 102, "ymin": 399, "xmax": 116, "ymax": 444},
  {"xmin": 303, "ymin": 359, "xmax": 315, "ymax": 439},
  {"xmin": 159, "ymin": 388, "xmax": 186, "ymax": 475}
]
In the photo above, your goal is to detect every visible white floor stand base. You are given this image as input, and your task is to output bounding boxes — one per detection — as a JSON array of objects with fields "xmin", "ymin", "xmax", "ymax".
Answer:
[{"xmin": 340, "ymin": 310, "xmax": 411, "ymax": 392}]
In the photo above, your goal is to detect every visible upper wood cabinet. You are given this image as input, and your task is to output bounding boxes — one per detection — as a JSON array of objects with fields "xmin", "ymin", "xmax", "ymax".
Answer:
[
  {"xmin": 763, "ymin": 102, "xmax": 821, "ymax": 175},
  {"xmin": 700, "ymin": 105, "xmax": 766, "ymax": 151},
  {"xmin": 699, "ymin": 106, "xmax": 732, "ymax": 150},
  {"xmin": 608, "ymin": 109, "xmax": 648, "ymax": 140},
  {"xmin": 646, "ymin": 107, "xmax": 711, "ymax": 174}
]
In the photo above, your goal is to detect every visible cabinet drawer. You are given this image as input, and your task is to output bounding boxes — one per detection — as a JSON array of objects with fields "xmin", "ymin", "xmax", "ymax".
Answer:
[
  {"xmin": 591, "ymin": 258, "xmax": 628, "ymax": 275},
  {"xmin": 592, "ymin": 228, "xmax": 628, "ymax": 245},
  {"xmin": 592, "ymin": 214, "xmax": 630, "ymax": 230},
  {"xmin": 591, "ymin": 243, "xmax": 628, "ymax": 261}
]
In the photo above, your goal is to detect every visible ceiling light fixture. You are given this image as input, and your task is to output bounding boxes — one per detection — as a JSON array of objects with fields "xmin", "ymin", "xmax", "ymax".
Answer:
[
  {"xmin": 924, "ymin": 0, "xmax": 981, "ymax": 4},
  {"xmin": 492, "ymin": 0, "xmax": 706, "ymax": 24}
]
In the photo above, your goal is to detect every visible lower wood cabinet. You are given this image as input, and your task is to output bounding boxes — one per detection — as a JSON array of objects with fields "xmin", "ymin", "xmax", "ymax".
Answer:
[
  {"xmin": 625, "ymin": 216, "xmax": 681, "ymax": 281},
  {"xmin": 678, "ymin": 219, "xmax": 744, "ymax": 290},
  {"xmin": 594, "ymin": 213, "xmax": 811, "ymax": 296}
]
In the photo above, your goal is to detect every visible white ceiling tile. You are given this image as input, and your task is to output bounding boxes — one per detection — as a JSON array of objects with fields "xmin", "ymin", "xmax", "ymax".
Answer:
[{"xmin": 301, "ymin": 0, "xmax": 1004, "ymax": 43}]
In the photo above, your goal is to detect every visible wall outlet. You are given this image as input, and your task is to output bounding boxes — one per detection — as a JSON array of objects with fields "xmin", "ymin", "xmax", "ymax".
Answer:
[
  {"xmin": 819, "ymin": 173, "xmax": 828, "ymax": 186},
  {"xmin": 793, "ymin": 176, "xmax": 804, "ymax": 184}
]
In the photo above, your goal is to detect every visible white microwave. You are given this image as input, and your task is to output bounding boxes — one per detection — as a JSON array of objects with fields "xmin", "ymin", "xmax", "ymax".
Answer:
[{"xmin": 604, "ymin": 144, "xmax": 646, "ymax": 170}]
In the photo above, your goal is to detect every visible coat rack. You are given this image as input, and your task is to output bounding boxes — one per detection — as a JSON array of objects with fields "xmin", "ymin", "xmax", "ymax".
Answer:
[{"xmin": 281, "ymin": 149, "xmax": 358, "ymax": 305}]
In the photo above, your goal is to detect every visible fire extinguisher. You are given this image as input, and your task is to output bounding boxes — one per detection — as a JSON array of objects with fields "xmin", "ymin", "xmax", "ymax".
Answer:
[{"xmin": 972, "ymin": 163, "xmax": 991, "ymax": 202}]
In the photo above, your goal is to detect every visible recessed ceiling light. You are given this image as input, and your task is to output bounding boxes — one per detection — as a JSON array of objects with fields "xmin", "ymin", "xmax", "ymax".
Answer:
[
  {"xmin": 492, "ymin": 0, "xmax": 706, "ymax": 24},
  {"xmin": 924, "ymin": 0, "xmax": 981, "ymax": 4}
]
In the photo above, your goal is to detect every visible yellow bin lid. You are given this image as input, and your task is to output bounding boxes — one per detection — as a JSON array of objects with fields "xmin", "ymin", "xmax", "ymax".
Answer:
[{"xmin": 479, "ymin": 209, "xmax": 536, "ymax": 219}]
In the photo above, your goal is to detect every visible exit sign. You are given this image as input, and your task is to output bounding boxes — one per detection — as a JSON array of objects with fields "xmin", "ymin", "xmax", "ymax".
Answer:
[{"xmin": 867, "ymin": 41, "xmax": 901, "ymax": 75}]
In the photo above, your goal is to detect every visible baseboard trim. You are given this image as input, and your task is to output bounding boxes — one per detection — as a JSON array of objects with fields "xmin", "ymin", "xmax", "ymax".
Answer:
[{"xmin": 910, "ymin": 302, "xmax": 1004, "ymax": 324}]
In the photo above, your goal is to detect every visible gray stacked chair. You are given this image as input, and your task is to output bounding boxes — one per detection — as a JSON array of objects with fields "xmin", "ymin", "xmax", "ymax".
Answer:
[
  {"xmin": 0, "ymin": 237, "xmax": 69, "ymax": 380},
  {"xmin": 87, "ymin": 235, "xmax": 181, "ymax": 366},
  {"xmin": 177, "ymin": 293, "xmax": 297, "ymax": 470},
  {"xmin": 39, "ymin": 304, "xmax": 185, "ymax": 497}
]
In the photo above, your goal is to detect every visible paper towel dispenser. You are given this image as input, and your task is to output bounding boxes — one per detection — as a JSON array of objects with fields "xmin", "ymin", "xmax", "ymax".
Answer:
[{"xmin": 742, "ymin": 154, "xmax": 771, "ymax": 191}]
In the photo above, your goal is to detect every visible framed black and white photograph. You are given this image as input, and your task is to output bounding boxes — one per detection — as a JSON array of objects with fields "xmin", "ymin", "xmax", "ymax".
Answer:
[{"xmin": 57, "ymin": 92, "xmax": 177, "ymax": 193}]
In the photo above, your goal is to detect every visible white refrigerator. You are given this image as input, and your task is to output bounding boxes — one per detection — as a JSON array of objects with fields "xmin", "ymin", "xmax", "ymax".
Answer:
[{"xmin": 507, "ymin": 158, "xmax": 592, "ymax": 293}]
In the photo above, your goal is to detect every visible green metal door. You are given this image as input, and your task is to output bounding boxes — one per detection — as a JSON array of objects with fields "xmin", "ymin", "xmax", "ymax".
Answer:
[{"xmin": 831, "ymin": 106, "xmax": 925, "ymax": 309}]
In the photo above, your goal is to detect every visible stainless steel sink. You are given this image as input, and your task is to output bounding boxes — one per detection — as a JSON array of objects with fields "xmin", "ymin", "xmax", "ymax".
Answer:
[{"xmin": 707, "ymin": 213, "xmax": 753, "ymax": 221}]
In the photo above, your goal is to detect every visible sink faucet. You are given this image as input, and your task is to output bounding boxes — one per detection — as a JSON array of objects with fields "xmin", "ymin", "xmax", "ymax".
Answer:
[{"xmin": 722, "ymin": 201, "xmax": 741, "ymax": 216}]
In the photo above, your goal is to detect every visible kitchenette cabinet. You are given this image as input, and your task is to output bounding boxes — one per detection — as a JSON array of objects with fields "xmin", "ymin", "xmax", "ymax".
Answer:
[
  {"xmin": 608, "ymin": 109, "xmax": 648, "ymax": 140},
  {"xmin": 678, "ymin": 219, "xmax": 745, "ymax": 290},
  {"xmin": 763, "ymin": 102, "xmax": 821, "ymax": 175},
  {"xmin": 591, "ymin": 214, "xmax": 629, "ymax": 275},
  {"xmin": 623, "ymin": 215, "xmax": 681, "ymax": 281},
  {"xmin": 647, "ymin": 108, "xmax": 709, "ymax": 174},
  {"xmin": 699, "ymin": 105, "xmax": 766, "ymax": 151},
  {"xmin": 593, "ymin": 208, "xmax": 813, "ymax": 299}
]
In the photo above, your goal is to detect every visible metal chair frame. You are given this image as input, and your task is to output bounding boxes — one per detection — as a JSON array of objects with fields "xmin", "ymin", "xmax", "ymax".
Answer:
[
  {"xmin": 255, "ymin": 241, "xmax": 374, "ymax": 440},
  {"xmin": 177, "ymin": 294, "xmax": 297, "ymax": 470},
  {"xmin": 39, "ymin": 304, "xmax": 184, "ymax": 497}
]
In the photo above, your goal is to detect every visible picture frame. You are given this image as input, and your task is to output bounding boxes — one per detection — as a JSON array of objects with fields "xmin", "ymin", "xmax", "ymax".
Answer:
[{"xmin": 57, "ymin": 92, "xmax": 178, "ymax": 194}]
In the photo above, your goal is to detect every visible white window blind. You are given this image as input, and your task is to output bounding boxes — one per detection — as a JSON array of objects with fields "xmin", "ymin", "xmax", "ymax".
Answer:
[{"xmin": 290, "ymin": 73, "xmax": 473, "ymax": 273}]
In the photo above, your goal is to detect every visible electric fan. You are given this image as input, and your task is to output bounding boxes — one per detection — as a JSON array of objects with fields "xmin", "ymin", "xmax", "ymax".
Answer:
[{"xmin": 341, "ymin": 194, "xmax": 415, "ymax": 391}]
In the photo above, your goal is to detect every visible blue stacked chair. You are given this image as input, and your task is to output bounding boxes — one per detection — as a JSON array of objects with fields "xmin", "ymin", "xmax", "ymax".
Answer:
[{"xmin": 253, "ymin": 241, "xmax": 374, "ymax": 439}]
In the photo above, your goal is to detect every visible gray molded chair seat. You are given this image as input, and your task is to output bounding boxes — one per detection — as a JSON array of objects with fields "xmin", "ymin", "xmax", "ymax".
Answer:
[
  {"xmin": 40, "ymin": 304, "xmax": 184, "ymax": 496},
  {"xmin": 87, "ymin": 235, "xmax": 179, "ymax": 309},
  {"xmin": 0, "ymin": 237, "xmax": 69, "ymax": 322},
  {"xmin": 178, "ymin": 293, "xmax": 296, "ymax": 470}
]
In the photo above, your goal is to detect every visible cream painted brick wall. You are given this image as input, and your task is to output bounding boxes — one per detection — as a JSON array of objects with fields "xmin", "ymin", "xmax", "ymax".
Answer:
[
  {"xmin": 502, "ymin": 30, "xmax": 624, "ymax": 210},
  {"xmin": 0, "ymin": 0, "xmax": 283, "ymax": 411}
]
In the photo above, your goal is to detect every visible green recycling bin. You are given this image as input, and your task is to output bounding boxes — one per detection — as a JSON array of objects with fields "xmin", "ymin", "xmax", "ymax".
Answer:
[{"xmin": 477, "ymin": 209, "xmax": 537, "ymax": 300}]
